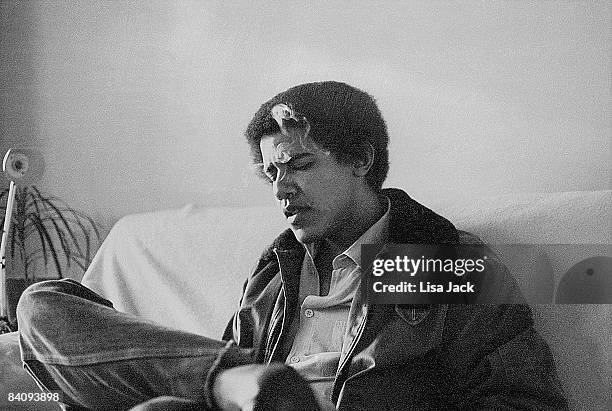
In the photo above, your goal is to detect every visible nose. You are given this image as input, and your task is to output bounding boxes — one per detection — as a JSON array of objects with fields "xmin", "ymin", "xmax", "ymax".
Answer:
[{"xmin": 274, "ymin": 173, "xmax": 298, "ymax": 201}]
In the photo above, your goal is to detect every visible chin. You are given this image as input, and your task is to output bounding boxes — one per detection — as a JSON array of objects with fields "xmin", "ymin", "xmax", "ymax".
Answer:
[{"xmin": 290, "ymin": 226, "xmax": 324, "ymax": 245}]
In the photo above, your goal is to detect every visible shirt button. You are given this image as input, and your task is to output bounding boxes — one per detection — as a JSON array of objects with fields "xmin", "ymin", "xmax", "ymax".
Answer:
[
  {"xmin": 304, "ymin": 309, "xmax": 314, "ymax": 318},
  {"xmin": 290, "ymin": 356, "xmax": 300, "ymax": 363}
]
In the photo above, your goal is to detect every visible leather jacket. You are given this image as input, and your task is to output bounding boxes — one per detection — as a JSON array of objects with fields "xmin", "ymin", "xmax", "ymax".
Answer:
[{"xmin": 223, "ymin": 188, "xmax": 568, "ymax": 410}]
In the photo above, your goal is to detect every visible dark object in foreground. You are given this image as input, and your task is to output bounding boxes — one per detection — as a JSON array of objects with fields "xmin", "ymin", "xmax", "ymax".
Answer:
[
  {"xmin": 255, "ymin": 363, "xmax": 321, "ymax": 411},
  {"xmin": 0, "ymin": 316, "xmax": 14, "ymax": 333}
]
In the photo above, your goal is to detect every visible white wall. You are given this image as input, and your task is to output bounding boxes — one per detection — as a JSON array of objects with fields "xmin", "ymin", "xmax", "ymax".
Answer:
[{"xmin": 1, "ymin": 0, "xmax": 610, "ymax": 229}]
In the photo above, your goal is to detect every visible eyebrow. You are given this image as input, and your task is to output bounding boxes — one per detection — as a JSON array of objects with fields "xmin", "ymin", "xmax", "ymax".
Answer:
[{"xmin": 263, "ymin": 153, "xmax": 315, "ymax": 176}]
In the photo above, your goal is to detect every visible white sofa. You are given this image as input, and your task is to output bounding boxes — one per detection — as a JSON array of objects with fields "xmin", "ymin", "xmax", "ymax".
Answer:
[{"xmin": 1, "ymin": 190, "xmax": 611, "ymax": 410}]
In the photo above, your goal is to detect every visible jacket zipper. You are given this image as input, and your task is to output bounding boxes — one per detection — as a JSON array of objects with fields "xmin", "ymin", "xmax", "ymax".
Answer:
[
  {"xmin": 331, "ymin": 303, "xmax": 370, "ymax": 402},
  {"xmin": 264, "ymin": 308, "xmax": 283, "ymax": 363},
  {"xmin": 265, "ymin": 248, "xmax": 287, "ymax": 363},
  {"xmin": 267, "ymin": 299, "xmax": 288, "ymax": 363}
]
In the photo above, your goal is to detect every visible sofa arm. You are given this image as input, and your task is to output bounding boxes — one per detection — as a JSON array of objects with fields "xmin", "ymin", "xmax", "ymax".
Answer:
[{"xmin": 0, "ymin": 331, "xmax": 59, "ymax": 410}]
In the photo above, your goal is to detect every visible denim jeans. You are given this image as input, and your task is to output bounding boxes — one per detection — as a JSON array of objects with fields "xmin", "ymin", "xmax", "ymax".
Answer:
[{"xmin": 16, "ymin": 279, "xmax": 254, "ymax": 410}]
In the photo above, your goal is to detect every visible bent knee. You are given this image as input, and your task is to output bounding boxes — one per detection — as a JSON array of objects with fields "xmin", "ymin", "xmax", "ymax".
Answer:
[
  {"xmin": 17, "ymin": 279, "xmax": 94, "ymax": 332},
  {"xmin": 16, "ymin": 280, "xmax": 67, "ymax": 329},
  {"xmin": 17, "ymin": 279, "xmax": 113, "ymax": 334}
]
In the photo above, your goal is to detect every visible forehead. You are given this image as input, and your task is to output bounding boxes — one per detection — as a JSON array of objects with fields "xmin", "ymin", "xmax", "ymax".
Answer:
[{"xmin": 259, "ymin": 132, "xmax": 326, "ymax": 164}]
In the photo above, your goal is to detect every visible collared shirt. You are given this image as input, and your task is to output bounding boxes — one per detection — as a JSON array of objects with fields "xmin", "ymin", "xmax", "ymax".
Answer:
[{"xmin": 285, "ymin": 197, "xmax": 390, "ymax": 401}]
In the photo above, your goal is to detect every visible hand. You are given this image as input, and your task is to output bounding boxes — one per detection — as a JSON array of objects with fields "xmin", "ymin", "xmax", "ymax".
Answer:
[{"xmin": 213, "ymin": 363, "xmax": 333, "ymax": 410}]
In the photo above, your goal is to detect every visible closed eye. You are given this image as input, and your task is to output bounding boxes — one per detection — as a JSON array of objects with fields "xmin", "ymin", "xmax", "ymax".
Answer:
[
  {"xmin": 289, "ymin": 160, "xmax": 314, "ymax": 171},
  {"xmin": 286, "ymin": 154, "xmax": 316, "ymax": 172}
]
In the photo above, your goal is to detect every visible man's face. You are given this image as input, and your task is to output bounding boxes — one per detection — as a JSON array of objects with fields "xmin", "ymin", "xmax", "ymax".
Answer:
[{"xmin": 259, "ymin": 132, "xmax": 359, "ymax": 245}]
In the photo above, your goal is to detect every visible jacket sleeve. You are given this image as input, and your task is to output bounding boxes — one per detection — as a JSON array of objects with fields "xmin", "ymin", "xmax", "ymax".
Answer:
[
  {"xmin": 221, "ymin": 282, "xmax": 247, "ymax": 342},
  {"xmin": 221, "ymin": 252, "xmax": 263, "ymax": 342},
  {"xmin": 221, "ymin": 256, "xmax": 280, "ymax": 352}
]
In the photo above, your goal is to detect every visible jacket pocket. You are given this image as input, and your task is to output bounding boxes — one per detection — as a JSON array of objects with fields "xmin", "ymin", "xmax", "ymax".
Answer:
[{"xmin": 394, "ymin": 304, "xmax": 432, "ymax": 326}]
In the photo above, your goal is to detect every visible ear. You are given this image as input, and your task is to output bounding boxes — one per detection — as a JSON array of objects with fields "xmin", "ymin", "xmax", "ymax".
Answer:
[{"xmin": 353, "ymin": 142, "xmax": 375, "ymax": 177}]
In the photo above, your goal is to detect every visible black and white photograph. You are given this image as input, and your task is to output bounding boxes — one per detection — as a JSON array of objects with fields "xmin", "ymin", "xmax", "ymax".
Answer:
[{"xmin": 1, "ymin": 1, "xmax": 610, "ymax": 410}]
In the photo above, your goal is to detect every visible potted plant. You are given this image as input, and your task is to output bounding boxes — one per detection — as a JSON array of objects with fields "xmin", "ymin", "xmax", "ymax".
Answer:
[
  {"xmin": 0, "ymin": 149, "xmax": 102, "ymax": 332},
  {"xmin": 0, "ymin": 186, "xmax": 102, "ymax": 331}
]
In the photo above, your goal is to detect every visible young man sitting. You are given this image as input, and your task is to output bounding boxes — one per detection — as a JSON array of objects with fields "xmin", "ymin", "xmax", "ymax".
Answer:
[{"xmin": 17, "ymin": 81, "xmax": 567, "ymax": 410}]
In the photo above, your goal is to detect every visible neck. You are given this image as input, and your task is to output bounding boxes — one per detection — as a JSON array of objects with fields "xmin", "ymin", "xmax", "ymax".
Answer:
[{"xmin": 324, "ymin": 188, "xmax": 385, "ymax": 256}]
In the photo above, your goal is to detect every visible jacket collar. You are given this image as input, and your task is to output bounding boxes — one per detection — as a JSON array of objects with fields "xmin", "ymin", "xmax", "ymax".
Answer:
[
  {"xmin": 259, "ymin": 188, "xmax": 459, "ymax": 263},
  {"xmin": 385, "ymin": 188, "xmax": 459, "ymax": 245}
]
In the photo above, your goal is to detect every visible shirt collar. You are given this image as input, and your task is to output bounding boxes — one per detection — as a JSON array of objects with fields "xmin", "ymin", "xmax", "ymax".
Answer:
[{"xmin": 340, "ymin": 196, "xmax": 390, "ymax": 268}]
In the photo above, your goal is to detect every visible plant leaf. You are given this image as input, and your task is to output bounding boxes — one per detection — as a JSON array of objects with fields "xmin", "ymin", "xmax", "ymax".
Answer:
[
  {"xmin": 27, "ymin": 194, "xmax": 71, "ymax": 268},
  {"xmin": 30, "ymin": 188, "xmax": 86, "ymax": 256},
  {"xmin": 29, "ymin": 191, "xmax": 82, "ymax": 252},
  {"xmin": 70, "ymin": 208, "xmax": 102, "ymax": 242},
  {"xmin": 0, "ymin": 188, "xmax": 9, "ymax": 205},
  {"xmin": 36, "ymin": 190, "xmax": 102, "ymax": 243},
  {"xmin": 68, "ymin": 254, "xmax": 87, "ymax": 272},
  {"xmin": 30, "ymin": 215, "xmax": 100, "ymax": 267},
  {"xmin": 25, "ymin": 210, "xmax": 50, "ymax": 270},
  {"xmin": 29, "ymin": 213, "xmax": 63, "ymax": 279},
  {"xmin": 47, "ymin": 217, "xmax": 72, "ymax": 268}
]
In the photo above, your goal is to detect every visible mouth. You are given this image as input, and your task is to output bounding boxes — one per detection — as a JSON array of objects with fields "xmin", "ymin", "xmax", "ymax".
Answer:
[{"xmin": 283, "ymin": 205, "xmax": 312, "ymax": 225}]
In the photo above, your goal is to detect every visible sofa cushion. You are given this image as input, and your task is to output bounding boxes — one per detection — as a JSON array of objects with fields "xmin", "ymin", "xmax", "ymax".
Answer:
[{"xmin": 71, "ymin": 189, "xmax": 608, "ymax": 410}]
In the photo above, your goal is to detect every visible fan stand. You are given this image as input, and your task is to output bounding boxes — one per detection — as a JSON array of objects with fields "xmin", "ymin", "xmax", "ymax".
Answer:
[{"xmin": 0, "ymin": 180, "xmax": 17, "ymax": 332}]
